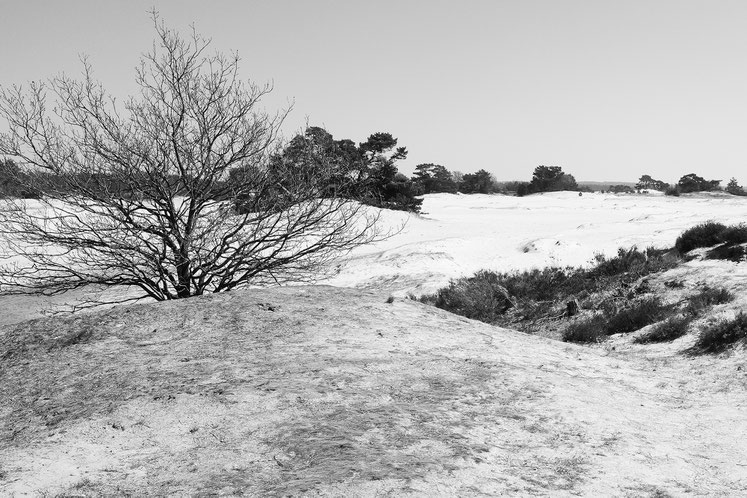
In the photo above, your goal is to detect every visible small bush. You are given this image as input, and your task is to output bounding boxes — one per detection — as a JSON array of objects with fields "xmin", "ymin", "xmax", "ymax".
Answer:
[
  {"xmin": 562, "ymin": 316, "xmax": 607, "ymax": 343},
  {"xmin": 692, "ymin": 312, "xmax": 747, "ymax": 353},
  {"xmin": 717, "ymin": 224, "xmax": 747, "ymax": 245},
  {"xmin": 664, "ymin": 279, "xmax": 685, "ymax": 289},
  {"xmin": 500, "ymin": 266, "xmax": 589, "ymax": 302},
  {"xmin": 421, "ymin": 242, "xmax": 681, "ymax": 328},
  {"xmin": 685, "ymin": 286, "xmax": 735, "ymax": 316},
  {"xmin": 675, "ymin": 222, "xmax": 728, "ymax": 254},
  {"xmin": 591, "ymin": 247, "xmax": 647, "ymax": 277},
  {"xmin": 588, "ymin": 246, "xmax": 679, "ymax": 281},
  {"xmin": 706, "ymin": 244, "xmax": 745, "ymax": 262},
  {"xmin": 665, "ymin": 186, "xmax": 680, "ymax": 196},
  {"xmin": 604, "ymin": 297, "xmax": 669, "ymax": 334},
  {"xmin": 634, "ymin": 315, "xmax": 691, "ymax": 344},
  {"xmin": 429, "ymin": 270, "xmax": 514, "ymax": 323}
]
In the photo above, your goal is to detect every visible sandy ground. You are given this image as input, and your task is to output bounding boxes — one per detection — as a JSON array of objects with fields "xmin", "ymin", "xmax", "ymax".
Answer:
[
  {"xmin": 1, "ymin": 192, "xmax": 746, "ymax": 496},
  {"xmin": 1, "ymin": 284, "xmax": 746, "ymax": 497},
  {"xmin": 325, "ymin": 191, "xmax": 747, "ymax": 296}
]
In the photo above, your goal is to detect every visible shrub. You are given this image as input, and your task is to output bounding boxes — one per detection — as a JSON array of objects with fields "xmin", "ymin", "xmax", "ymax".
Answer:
[
  {"xmin": 604, "ymin": 297, "xmax": 669, "ymax": 334},
  {"xmin": 562, "ymin": 316, "xmax": 607, "ymax": 343},
  {"xmin": 421, "ymin": 243, "xmax": 681, "ymax": 327},
  {"xmin": 706, "ymin": 244, "xmax": 745, "ymax": 262},
  {"xmin": 674, "ymin": 222, "xmax": 728, "ymax": 253},
  {"xmin": 590, "ymin": 247, "xmax": 647, "ymax": 277},
  {"xmin": 685, "ymin": 286, "xmax": 735, "ymax": 317},
  {"xmin": 499, "ymin": 267, "xmax": 588, "ymax": 302},
  {"xmin": 692, "ymin": 312, "xmax": 747, "ymax": 353},
  {"xmin": 634, "ymin": 315, "xmax": 691, "ymax": 344},
  {"xmin": 717, "ymin": 224, "xmax": 747, "ymax": 245},
  {"xmin": 665, "ymin": 186, "xmax": 680, "ymax": 196},
  {"xmin": 589, "ymin": 246, "xmax": 679, "ymax": 279},
  {"xmin": 429, "ymin": 270, "xmax": 514, "ymax": 323}
]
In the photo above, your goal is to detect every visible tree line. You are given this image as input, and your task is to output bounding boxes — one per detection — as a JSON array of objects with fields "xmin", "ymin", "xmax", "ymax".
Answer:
[{"xmin": 633, "ymin": 173, "xmax": 746, "ymax": 196}]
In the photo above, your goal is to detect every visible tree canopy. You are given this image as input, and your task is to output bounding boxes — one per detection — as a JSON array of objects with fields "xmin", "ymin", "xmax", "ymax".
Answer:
[
  {"xmin": 524, "ymin": 165, "xmax": 578, "ymax": 194},
  {"xmin": 677, "ymin": 174, "xmax": 720, "ymax": 193},
  {"xmin": 635, "ymin": 175, "xmax": 669, "ymax": 192}
]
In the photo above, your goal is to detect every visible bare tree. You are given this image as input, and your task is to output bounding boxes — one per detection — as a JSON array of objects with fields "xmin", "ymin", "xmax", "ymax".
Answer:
[{"xmin": 0, "ymin": 16, "xmax": 383, "ymax": 309}]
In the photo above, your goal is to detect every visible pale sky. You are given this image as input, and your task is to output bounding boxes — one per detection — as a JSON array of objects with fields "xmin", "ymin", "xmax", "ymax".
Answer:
[{"xmin": 2, "ymin": 0, "xmax": 747, "ymax": 184}]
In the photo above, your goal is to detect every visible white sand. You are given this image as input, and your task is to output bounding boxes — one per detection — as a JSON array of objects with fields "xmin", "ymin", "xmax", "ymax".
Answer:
[{"xmin": 325, "ymin": 191, "xmax": 747, "ymax": 295}]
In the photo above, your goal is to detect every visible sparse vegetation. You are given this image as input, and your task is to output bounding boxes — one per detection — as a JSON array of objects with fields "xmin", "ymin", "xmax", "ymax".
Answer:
[
  {"xmin": 421, "ymin": 220, "xmax": 746, "ymax": 346},
  {"xmin": 422, "ymin": 246, "xmax": 679, "ymax": 334},
  {"xmin": 691, "ymin": 312, "xmax": 747, "ymax": 353},
  {"xmin": 685, "ymin": 287, "xmax": 735, "ymax": 317}
]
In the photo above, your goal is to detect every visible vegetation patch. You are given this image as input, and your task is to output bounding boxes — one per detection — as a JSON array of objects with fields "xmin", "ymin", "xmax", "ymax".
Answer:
[
  {"xmin": 685, "ymin": 287, "xmax": 735, "ymax": 317},
  {"xmin": 426, "ymin": 270, "xmax": 514, "ymax": 323},
  {"xmin": 706, "ymin": 244, "xmax": 745, "ymax": 262},
  {"xmin": 716, "ymin": 224, "xmax": 747, "ymax": 245},
  {"xmin": 561, "ymin": 316, "xmax": 607, "ymax": 343},
  {"xmin": 634, "ymin": 315, "xmax": 692, "ymax": 344},
  {"xmin": 422, "ymin": 246, "xmax": 679, "ymax": 332},
  {"xmin": 691, "ymin": 313, "xmax": 747, "ymax": 354},
  {"xmin": 563, "ymin": 297, "xmax": 671, "ymax": 344},
  {"xmin": 675, "ymin": 222, "xmax": 728, "ymax": 253},
  {"xmin": 421, "ymin": 221, "xmax": 742, "ymax": 347},
  {"xmin": 603, "ymin": 297, "xmax": 670, "ymax": 335},
  {"xmin": 674, "ymin": 222, "xmax": 747, "ymax": 259}
]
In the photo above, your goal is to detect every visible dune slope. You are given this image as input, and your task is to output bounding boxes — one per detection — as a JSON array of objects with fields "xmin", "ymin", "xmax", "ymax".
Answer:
[{"xmin": 2, "ymin": 286, "xmax": 745, "ymax": 496}]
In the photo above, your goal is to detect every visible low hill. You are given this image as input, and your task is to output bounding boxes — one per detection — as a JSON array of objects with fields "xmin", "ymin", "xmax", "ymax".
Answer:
[{"xmin": 2, "ymin": 285, "xmax": 746, "ymax": 496}]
